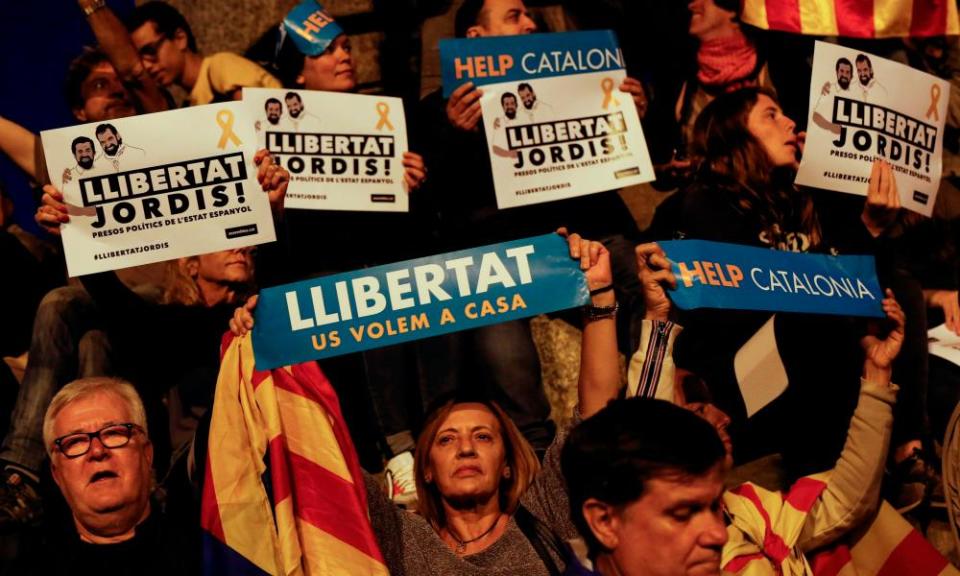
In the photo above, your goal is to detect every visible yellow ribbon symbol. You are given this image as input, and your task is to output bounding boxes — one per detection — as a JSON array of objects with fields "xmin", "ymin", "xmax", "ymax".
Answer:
[
  {"xmin": 927, "ymin": 84, "xmax": 941, "ymax": 122},
  {"xmin": 216, "ymin": 109, "xmax": 243, "ymax": 149},
  {"xmin": 601, "ymin": 77, "xmax": 620, "ymax": 110},
  {"xmin": 375, "ymin": 102, "xmax": 394, "ymax": 131}
]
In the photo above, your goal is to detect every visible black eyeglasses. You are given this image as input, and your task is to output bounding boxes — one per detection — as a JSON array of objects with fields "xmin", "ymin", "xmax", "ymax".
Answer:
[
  {"xmin": 53, "ymin": 423, "xmax": 144, "ymax": 459},
  {"xmin": 137, "ymin": 36, "xmax": 169, "ymax": 62}
]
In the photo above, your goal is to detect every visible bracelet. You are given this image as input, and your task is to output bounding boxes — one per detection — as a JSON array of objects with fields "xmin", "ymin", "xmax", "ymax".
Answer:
[
  {"xmin": 79, "ymin": 0, "xmax": 106, "ymax": 16},
  {"xmin": 589, "ymin": 283, "xmax": 614, "ymax": 296},
  {"xmin": 583, "ymin": 301, "xmax": 619, "ymax": 321}
]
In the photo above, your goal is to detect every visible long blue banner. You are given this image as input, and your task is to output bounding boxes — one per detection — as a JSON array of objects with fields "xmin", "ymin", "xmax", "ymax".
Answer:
[
  {"xmin": 439, "ymin": 30, "xmax": 624, "ymax": 97},
  {"xmin": 252, "ymin": 234, "xmax": 590, "ymax": 369},
  {"xmin": 659, "ymin": 240, "xmax": 884, "ymax": 318}
]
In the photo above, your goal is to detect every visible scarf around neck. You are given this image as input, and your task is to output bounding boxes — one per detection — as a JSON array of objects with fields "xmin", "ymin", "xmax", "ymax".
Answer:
[{"xmin": 697, "ymin": 31, "xmax": 758, "ymax": 92}]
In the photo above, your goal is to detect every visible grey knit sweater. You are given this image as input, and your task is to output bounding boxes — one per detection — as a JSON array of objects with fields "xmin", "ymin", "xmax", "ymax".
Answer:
[{"xmin": 365, "ymin": 422, "xmax": 579, "ymax": 576}]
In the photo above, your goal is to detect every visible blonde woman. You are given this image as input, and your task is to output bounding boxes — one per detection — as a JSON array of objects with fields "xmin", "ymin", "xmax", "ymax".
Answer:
[{"xmin": 230, "ymin": 232, "xmax": 616, "ymax": 575}]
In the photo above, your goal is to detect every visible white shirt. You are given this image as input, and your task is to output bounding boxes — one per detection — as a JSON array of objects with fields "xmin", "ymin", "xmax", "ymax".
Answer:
[
  {"xmin": 813, "ymin": 81, "xmax": 850, "ymax": 124},
  {"xmin": 286, "ymin": 111, "xmax": 323, "ymax": 133},
  {"xmin": 103, "ymin": 143, "xmax": 146, "ymax": 172},
  {"xmin": 521, "ymin": 99, "xmax": 554, "ymax": 124},
  {"xmin": 858, "ymin": 78, "xmax": 888, "ymax": 102}
]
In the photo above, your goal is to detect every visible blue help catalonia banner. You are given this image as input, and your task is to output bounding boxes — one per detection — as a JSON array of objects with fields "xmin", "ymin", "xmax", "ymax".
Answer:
[
  {"xmin": 252, "ymin": 234, "xmax": 590, "ymax": 369},
  {"xmin": 439, "ymin": 30, "xmax": 625, "ymax": 97},
  {"xmin": 659, "ymin": 240, "xmax": 884, "ymax": 318}
]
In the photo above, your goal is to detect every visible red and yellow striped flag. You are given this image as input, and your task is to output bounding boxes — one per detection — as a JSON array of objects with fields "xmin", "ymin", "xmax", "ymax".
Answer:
[
  {"xmin": 741, "ymin": 0, "xmax": 959, "ymax": 38},
  {"xmin": 810, "ymin": 503, "xmax": 958, "ymax": 576},
  {"xmin": 722, "ymin": 472, "xmax": 958, "ymax": 576},
  {"xmin": 200, "ymin": 333, "xmax": 388, "ymax": 576}
]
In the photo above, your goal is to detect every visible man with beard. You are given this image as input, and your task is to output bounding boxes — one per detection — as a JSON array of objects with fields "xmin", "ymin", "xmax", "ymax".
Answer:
[
  {"xmin": 516, "ymin": 82, "xmax": 554, "ymax": 123},
  {"xmin": 855, "ymin": 54, "xmax": 888, "ymax": 102},
  {"xmin": 500, "ymin": 92, "xmax": 518, "ymax": 123},
  {"xmin": 95, "ymin": 123, "xmax": 145, "ymax": 172},
  {"xmin": 72, "ymin": 138, "xmax": 97, "ymax": 171},
  {"xmin": 836, "ymin": 58, "xmax": 854, "ymax": 91},
  {"xmin": 283, "ymin": 92, "xmax": 322, "ymax": 132},
  {"xmin": 254, "ymin": 98, "xmax": 284, "ymax": 138},
  {"xmin": 64, "ymin": 137, "xmax": 101, "ymax": 186},
  {"xmin": 491, "ymin": 92, "xmax": 520, "ymax": 157},
  {"xmin": 265, "ymin": 98, "xmax": 283, "ymax": 126},
  {"xmin": 812, "ymin": 57, "xmax": 854, "ymax": 134}
]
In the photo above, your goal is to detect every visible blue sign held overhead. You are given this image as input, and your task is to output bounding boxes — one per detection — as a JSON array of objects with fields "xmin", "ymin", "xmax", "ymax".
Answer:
[
  {"xmin": 659, "ymin": 240, "xmax": 885, "ymax": 318},
  {"xmin": 252, "ymin": 234, "xmax": 590, "ymax": 369},
  {"xmin": 439, "ymin": 30, "xmax": 625, "ymax": 97},
  {"xmin": 283, "ymin": 0, "xmax": 345, "ymax": 56}
]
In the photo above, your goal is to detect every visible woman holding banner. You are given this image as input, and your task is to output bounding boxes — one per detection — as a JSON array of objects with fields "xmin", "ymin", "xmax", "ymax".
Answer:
[
  {"xmin": 651, "ymin": 86, "xmax": 928, "ymax": 504},
  {"xmin": 256, "ymin": 3, "xmax": 429, "ymax": 250},
  {"xmin": 244, "ymin": 1, "xmax": 436, "ymax": 505},
  {"xmin": 228, "ymin": 232, "xmax": 617, "ymax": 575}
]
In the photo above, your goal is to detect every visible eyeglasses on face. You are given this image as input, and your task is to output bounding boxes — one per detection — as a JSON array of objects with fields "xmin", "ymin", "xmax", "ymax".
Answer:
[
  {"xmin": 53, "ymin": 423, "xmax": 144, "ymax": 459},
  {"xmin": 137, "ymin": 36, "xmax": 169, "ymax": 61}
]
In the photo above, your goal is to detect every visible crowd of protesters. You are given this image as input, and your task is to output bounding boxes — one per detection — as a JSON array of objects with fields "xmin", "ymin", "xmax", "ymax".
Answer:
[{"xmin": 1, "ymin": 0, "xmax": 960, "ymax": 574}]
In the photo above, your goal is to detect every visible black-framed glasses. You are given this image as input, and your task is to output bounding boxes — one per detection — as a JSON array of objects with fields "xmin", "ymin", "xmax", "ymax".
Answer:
[
  {"xmin": 137, "ymin": 36, "xmax": 169, "ymax": 61},
  {"xmin": 53, "ymin": 423, "xmax": 144, "ymax": 459}
]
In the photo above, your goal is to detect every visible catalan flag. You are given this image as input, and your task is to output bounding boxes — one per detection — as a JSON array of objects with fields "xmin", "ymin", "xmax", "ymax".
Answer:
[
  {"xmin": 200, "ymin": 333, "xmax": 388, "ymax": 576},
  {"xmin": 741, "ymin": 0, "xmax": 959, "ymax": 38},
  {"xmin": 722, "ymin": 474, "xmax": 958, "ymax": 576},
  {"xmin": 723, "ymin": 475, "xmax": 833, "ymax": 574},
  {"xmin": 809, "ymin": 502, "xmax": 959, "ymax": 576}
]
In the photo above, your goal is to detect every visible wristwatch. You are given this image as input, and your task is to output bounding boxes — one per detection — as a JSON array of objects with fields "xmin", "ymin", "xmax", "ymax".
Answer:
[
  {"xmin": 79, "ymin": 0, "xmax": 106, "ymax": 16},
  {"xmin": 584, "ymin": 301, "xmax": 619, "ymax": 321}
]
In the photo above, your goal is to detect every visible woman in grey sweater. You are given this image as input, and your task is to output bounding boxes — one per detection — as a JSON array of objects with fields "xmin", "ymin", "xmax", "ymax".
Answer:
[
  {"xmin": 230, "ymin": 232, "xmax": 617, "ymax": 575},
  {"xmin": 362, "ymin": 232, "xmax": 616, "ymax": 576}
]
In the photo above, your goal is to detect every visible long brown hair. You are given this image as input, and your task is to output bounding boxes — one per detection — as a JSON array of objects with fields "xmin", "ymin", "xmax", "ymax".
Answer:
[
  {"xmin": 414, "ymin": 400, "xmax": 540, "ymax": 531},
  {"xmin": 690, "ymin": 87, "xmax": 821, "ymax": 248}
]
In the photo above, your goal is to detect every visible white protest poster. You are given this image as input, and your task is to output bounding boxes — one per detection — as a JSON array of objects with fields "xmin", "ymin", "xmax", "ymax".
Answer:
[
  {"xmin": 733, "ymin": 316, "xmax": 789, "ymax": 418},
  {"xmin": 439, "ymin": 30, "xmax": 654, "ymax": 209},
  {"xmin": 246, "ymin": 88, "xmax": 408, "ymax": 212},
  {"xmin": 796, "ymin": 41, "xmax": 949, "ymax": 216},
  {"xmin": 41, "ymin": 102, "xmax": 275, "ymax": 277}
]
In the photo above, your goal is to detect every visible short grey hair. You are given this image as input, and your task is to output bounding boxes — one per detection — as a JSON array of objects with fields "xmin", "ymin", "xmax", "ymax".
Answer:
[{"xmin": 43, "ymin": 377, "xmax": 148, "ymax": 455}]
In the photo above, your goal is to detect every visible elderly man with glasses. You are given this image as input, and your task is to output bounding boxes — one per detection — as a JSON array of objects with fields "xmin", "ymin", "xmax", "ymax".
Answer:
[{"xmin": 10, "ymin": 377, "xmax": 197, "ymax": 574}]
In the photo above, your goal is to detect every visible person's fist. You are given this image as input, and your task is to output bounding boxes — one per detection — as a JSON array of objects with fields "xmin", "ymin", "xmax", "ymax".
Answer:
[
  {"xmin": 446, "ymin": 82, "xmax": 484, "ymax": 132},
  {"xmin": 35, "ymin": 184, "xmax": 69, "ymax": 235},
  {"xmin": 229, "ymin": 295, "xmax": 258, "ymax": 336}
]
